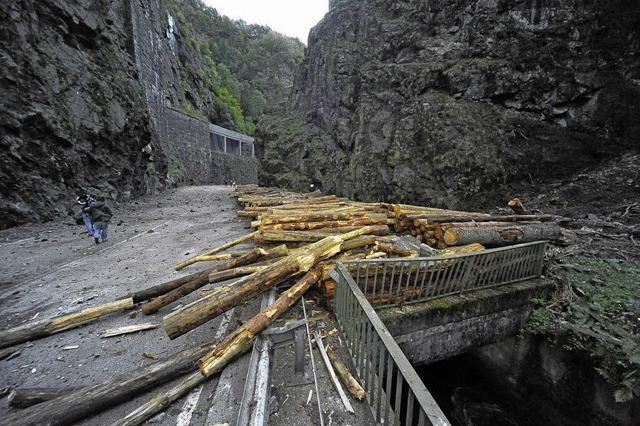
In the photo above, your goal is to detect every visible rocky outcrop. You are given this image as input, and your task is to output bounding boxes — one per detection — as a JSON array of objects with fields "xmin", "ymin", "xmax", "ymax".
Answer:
[
  {"xmin": 0, "ymin": 0, "xmax": 163, "ymax": 228},
  {"xmin": 0, "ymin": 0, "xmax": 297, "ymax": 229},
  {"xmin": 259, "ymin": 0, "xmax": 640, "ymax": 209}
]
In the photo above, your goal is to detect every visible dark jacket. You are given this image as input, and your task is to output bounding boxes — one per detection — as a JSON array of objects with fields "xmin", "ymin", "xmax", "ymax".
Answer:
[{"xmin": 85, "ymin": 202, "xmax": 113, "ymax": 226}]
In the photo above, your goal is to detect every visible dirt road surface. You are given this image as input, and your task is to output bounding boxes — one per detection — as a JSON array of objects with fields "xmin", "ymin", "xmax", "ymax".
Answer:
[{"xmin": 0, "ymin": 186, "xmax": 372, "ymax": 425}]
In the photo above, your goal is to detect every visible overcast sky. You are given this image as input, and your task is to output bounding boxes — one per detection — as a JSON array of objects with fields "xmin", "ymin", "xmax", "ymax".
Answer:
[{"xmin": 203, "ymin": 0, "xmax": 329, "ymax": 44}]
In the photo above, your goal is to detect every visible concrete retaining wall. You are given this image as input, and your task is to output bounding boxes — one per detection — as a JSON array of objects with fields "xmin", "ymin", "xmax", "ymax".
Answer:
[
  {"xmin": 130, "ymin": 0, "xmax": 258, "ymax": 187},
  {"xmin": 378, "ymin": 280, "xmax": 553, "ymax": 365}
]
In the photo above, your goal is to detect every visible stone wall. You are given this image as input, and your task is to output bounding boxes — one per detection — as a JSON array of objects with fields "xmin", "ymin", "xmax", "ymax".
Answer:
[
  {"xmin": 378, "ymin": 280, "xmax": 552, "ymax": 365},
  {"xmin": 160, "ymin": 107, "xmax": 257, "ymax": 185},
  {"xmin": 130, "ymin": 0, "xmax": 257, "ymax": 187}
]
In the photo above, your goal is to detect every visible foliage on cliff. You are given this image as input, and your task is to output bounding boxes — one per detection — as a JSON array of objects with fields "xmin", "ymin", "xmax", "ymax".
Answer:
[
  {"xmin": 526, "ymin": 256, "xmax": 640, "ymax": 404},
  {"xmin": 164, "ymin": 0, "xmax": 304, "ymax": 134}
]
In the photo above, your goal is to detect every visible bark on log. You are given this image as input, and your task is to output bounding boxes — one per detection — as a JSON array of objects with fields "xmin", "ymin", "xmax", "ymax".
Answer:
[
  {"xmin": 174, "ymin": 232, "xmax": 257, "ymax": 271},
  {"xmin": 191, "ymin": 252, "xmax": 247, "ymax": 262},
  {"xmin": 406, "ymin": 214, "xmax": 554, "ymax": 223},
  {"xmin": 259, "ymin": 225, "xmax": 389, "ymax": 243},
  {"xmin": 260, "ymin": 211, "xmax": 372, "ymax": 226},
  {"xmin": 127, "ymin": 268, "xmax": 215, "ymax": 304},
  {"xmin": 141, "ymin": 246, "xmax": 287, "ymax": 315},
  {"xmin": 260, "ymin": 217, "xmax": 389, "ymax": 231},
  {"xmin": 7, "ymin": 387, "xmax": 80, "ymax": 408},
  {"xmin": 0, "ymin": 298, "xmax": 134, "ymax": 350},
  {"xmin": 375, "ymin": 243, "xmax": 414, "ymax": 257},
  {"xmin": 164, "ymin": 227, "xmax": 379, "ymax": 339},
  {"xmin": 326, "ymin": 348, "xmax": 365, "ymax": 400},
  {"xmin": 1, "ymin": 342, "xmax": 218, "ymax": 426},
  {"xmin": 443, "ymin": 223, "xmax": 562, "ymax": 246},
  {"xmin": 113, "ymin": 268, "xmax": 323, "ymax": 426}
]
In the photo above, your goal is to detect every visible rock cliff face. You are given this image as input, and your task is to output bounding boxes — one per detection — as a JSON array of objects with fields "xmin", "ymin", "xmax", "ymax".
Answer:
[
  {"xmin": 0, "ymin": 0, "xmax": 302, "ymax": 229},
  {"xmin": 260, "ymin": 0, "xmax": 640, "ymax": 208},
  {"xmin": 0, "ymin": 0, "xmax": 160, "ymax": 228}
]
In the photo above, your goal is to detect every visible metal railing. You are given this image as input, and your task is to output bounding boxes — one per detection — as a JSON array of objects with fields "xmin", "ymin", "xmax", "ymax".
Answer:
[
  {"xmin": 343, "ymin": 241, "xmax": 546, "ymax": 308},
  {"xmin": 331, "ymin": 265, "xmax": 450, "ymax": 426}
]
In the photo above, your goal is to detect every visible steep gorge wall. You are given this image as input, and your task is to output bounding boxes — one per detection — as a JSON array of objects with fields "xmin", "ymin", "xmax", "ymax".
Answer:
[
  {"xmin": 260, "ymin": 0, "xmax": 640, "ymax": 208},
  {"xmin": 0, "ymin": 0, "xmax": 257, "ymax": 229},
  {"xmin": 131, "ymin": 0, "xmax": 258, "ymax": 186},
  {"xmin": 0, "ymin": 0, "xmax": 160, "ymax": 228}
]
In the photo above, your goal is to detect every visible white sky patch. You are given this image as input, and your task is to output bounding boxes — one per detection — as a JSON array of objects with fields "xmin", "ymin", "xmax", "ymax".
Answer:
[{"xmin": 203, "ymin": 0, "xmax": 329, "ymax": 44}]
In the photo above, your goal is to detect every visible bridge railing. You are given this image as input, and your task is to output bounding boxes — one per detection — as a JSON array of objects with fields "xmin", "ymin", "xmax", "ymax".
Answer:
[
  {"xmin": 330, "ymin": 264, "xmax": 450, "ymax": 426},
  {"xmin": 341, "ymin": 241, "xmax": 546, "ymax": 309}
]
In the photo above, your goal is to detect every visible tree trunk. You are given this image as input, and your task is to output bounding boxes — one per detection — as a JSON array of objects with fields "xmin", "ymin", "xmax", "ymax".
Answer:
[
  {"xmin": 7, "ymin": 387, "xmax": 80, "ymax": 408},
  {"xmin": 164, "ymin": 227, "xmax": 379, "ymax": 339},
  {"xmin": 260, "ymin": 216, "xmax": 389, "ymax": 231},
  {"xmin": 1, "ymin": 342, "xmax": 217, "ymax": 426},
  {"xmin": 174, "ymin": 231, "xmax": 257, "ymax": 271},
  {"xmin": 127, "ymin": 269, "xmax": 215, "ymax": 304},
  {"xmin": 113, "ymin": 267, "xmax": 323, "ymax": 426},
  {"xmin": 406, "ymin": 214, "xmax": 554, "ymax": 223},
  {"xmin": 141, "ymin": 246, "xmax": 287, "ymax": 315},
  {"xmin": 443, "ymin": 223, "xmax": 562, "ymax": 246},
  {"xmin": 260, "ymin": 211, "xmax": 371, "ymax": 225},
  {"xmin": 0, "ymin": 298, "xmax": 134, "ymax": 350},
  {"xmin": 326, "ymin": 348, "xmax": 365, "ymax": 400}
]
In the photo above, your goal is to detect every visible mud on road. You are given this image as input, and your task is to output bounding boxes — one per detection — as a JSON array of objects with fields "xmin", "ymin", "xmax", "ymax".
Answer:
[
  {"xmin": 0, "ymin": 186, "xmax": 254, "ymax": 424},
  {"xmin": 0, "ymin": 185, "xmax": 373, "ymax": 425}
]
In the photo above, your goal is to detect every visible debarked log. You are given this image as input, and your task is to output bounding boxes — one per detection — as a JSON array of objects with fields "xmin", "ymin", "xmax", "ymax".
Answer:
[
  {"xmin": 163, "ymin": 227, "xmax": 380, "ymax": 339},
  {"xmin": 140, "ymin": 246, "xmax": 288, "ymax": 315},
  {"xmin": 112, "ymin": 267, "xmax": 323, "ymax": 426},
  {"xmin": 175, "ymin": 231, "xmax": 257, "ymax": 271},
  {"xmin": 443, "ymin": 223, "xmax": 562, "ymax": 246},
  {"xmin": 1, "ymin": 341, "xmax": 218, "ymax": 426},
  {"xmin": 0, "ymin": 298, "xmax": 134, "ymax": 350}
]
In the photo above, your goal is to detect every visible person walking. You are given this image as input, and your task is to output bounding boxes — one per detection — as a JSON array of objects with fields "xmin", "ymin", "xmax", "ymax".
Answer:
[
  {"xmin": 76, "ymin": 194, "xmax": 96, "ymax": 237},
  {"xmin": 84, "ymin": 197, "xmax": 113, "ymax": 244}
]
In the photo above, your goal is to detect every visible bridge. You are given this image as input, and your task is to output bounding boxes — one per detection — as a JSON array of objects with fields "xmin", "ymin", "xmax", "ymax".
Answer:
[{"xmin": 329, "ymin": 241, "xmax": 551, "ymax": 425}]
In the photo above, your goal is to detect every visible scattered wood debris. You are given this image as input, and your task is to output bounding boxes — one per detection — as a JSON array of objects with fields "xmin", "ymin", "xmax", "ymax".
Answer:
[
  {"xmin": 101, "ymin": 323, "xmax": 157, "ymax": 338},
  {"xmin": 0, "ymin": 184, "xmax": 562, "ymax": 425},
  {"xmin": 314, "ymin": 331, "xmax": 354, "ymax": 413},
  {"xmin": 143, "ymin": 352, "xmax": 160, "ymax": 360}
]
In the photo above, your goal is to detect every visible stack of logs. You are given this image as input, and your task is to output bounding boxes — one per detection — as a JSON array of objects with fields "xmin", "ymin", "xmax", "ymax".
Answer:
[
  {"xmin": 0, "ymin": 185, "xmax": 563, "ymax": 426},
  {"xmin": 410, "ymin": 215, "xmax": 560, "ymax": 249}
]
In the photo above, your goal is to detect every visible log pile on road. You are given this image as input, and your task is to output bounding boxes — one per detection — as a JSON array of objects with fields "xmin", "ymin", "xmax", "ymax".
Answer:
[{"xmin": 0, "ymin": 184, "xmax": 564, "ymax": 425}]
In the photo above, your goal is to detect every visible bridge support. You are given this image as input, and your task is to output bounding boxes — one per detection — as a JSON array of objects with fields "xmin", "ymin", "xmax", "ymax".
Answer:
[{"xmin": 377, "ymin": 279, "xmax": 553, "ymax": 365}]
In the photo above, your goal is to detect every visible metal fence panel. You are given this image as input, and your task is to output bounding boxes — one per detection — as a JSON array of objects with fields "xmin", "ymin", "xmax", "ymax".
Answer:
[
  {"xmin": 331, "ymin": 265, "xmax": 451, "ymax": 426},
  {"xmin": 342, "ymin": 241, "xmax": 546, "ymax": 308}
]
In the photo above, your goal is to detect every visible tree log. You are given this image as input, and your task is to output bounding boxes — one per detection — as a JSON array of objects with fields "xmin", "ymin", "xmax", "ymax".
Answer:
[
  {"xmin": 174, "ymin": 231, "xmax": 257, "ymax": 271},
  {"xmin": 113, "ymin": 267, "xmax": 323, "ymax": 426},
  {"xmin": 443, "ymin": 223, "xmax": 562, "ymax": 246},
  {"xmin": 259, "ymin": 225, "xmax": 389, "ymax": 243},
  {"xmin": 435, "ymin": 243, "xmax": 485, "ymax": 257},
  {"xmin": 1, "ymin": 342, "xmax": 217, "ymax": 426},
  {"xmin": 0, "ymin": 298, "xmax": 134, "ymax": 350},
  {"xmin": 127, "ymin": 268, "xmax": 215, "ymax": 304},
  {"xmin": 7, "ymin": 387, "xmax": 80, "ymax": 408},
  {"xmin": 164, "ymin": 227, "xmax": 379, "ymax": 339},
  {"xmin": 326, "ymin": 347, "xmax": 365, "ymax": 400},
  {"xmin": 406, "ymin": 214, "xmax": 554, "ymax": 223},
  {"xmin": 140, "ymin": 246, "xmax": 287, "ymax": 315},
  {"xmin": 260, "ymin": 217, "xmax": 389, "ymax": 231},
  {"xmin": 260, "ymin": 211, "xmax": 372, "ymax": 226}
]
